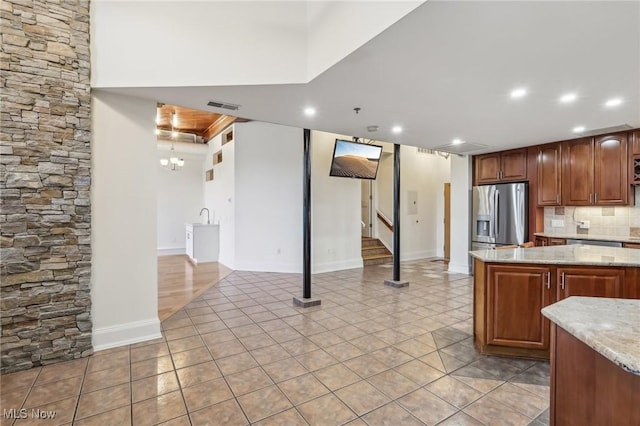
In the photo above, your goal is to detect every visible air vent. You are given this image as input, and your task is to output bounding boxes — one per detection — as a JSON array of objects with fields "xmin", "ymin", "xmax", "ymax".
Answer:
[
  {"xmin": 207, "ymin": 100, "xmax": 240, "ymax": 111},
  {"xmin": 433, "ymin": 142, "xmax": 489, "ymax": 155}
]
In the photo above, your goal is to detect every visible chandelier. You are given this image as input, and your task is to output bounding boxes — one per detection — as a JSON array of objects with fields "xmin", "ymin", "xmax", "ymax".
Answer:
[{"xmin": 159, "ymin": 111, "xmax": 184, "ymax": 171}]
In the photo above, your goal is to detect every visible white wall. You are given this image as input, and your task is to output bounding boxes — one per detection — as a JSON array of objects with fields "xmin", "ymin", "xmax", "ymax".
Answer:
[
  {"xmin": 91, "ymin": 1, "xmax": 307, "ymax": 87},
  {"xmin": 91, "ymin": 91, "xmax": 161, "ymax": 350},
  {"xmin": 448, "ymin": 155, "xmax": 472, "ymax": 274},
  {"xmin": 203, "ymin": 132, "xmax": 235, "ymax": 269},
  {"xmin": 92, "ymin": 1, "xmax": 424, "ymax": 88},
  {"xmin": 311, "ymin": 131, "xmax": 363, "ymax": 273},
  {"xmin": 374, "ymin": 146, "xmax": 450, "ymax": 260},
  {"xmin": 234, "ymin": 122, "xmax": 303, "ymax": 272},
  {"xmin": 375, "ymin": 150, "xmax": 394, "ymax": 249},
  {"xmin": 306, "ymin": 1, "xmax": 423, "ymax": 80},
  {"xmin": 157, "ymin": 146, "xmax": 205, "ymax": 255},
  {"xmin": 399, "ymin": 146, "xmax": 450, "ymax": 260}
]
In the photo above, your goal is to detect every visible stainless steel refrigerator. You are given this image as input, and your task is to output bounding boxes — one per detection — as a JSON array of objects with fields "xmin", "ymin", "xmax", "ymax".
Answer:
[{"xmin": 471, "ymin": 182, "xmax": 528, "ymax": 250}]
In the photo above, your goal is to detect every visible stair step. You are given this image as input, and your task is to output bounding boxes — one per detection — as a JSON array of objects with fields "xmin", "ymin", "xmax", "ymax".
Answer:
[
  {"xmin": 362, "ymin": 253, "xmax": 393, "ymax": 266},
  {"xmin": 362, "ymin": 245, "xmax": 391, "ymax": 256},
  {"xmin": 361, "ymin": 237, "xmax": 382, "ymax": 248},
  {"xmin": 362, "ymin": 253, "xmax": 393, "ymax": 261}
]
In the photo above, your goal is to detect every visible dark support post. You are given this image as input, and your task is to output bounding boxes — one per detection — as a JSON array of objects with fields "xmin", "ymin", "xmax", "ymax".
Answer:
[
  {"xmin": 385, "ymin": 143, "xmax": 409, "ymax": 288},
  {"xmin": 294, "ymin": 128, "xmax": 321, "ymax": 307}
]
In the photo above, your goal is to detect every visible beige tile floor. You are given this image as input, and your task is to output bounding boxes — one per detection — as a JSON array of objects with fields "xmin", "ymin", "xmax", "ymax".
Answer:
[{"xmin": 0, "ymin": 260, "xmax": 550, "ymax": 425}]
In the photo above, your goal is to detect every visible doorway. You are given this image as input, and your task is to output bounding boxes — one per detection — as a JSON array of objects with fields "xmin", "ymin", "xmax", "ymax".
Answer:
[{"xmin": 361, "ymin": 180, "xmax": 373, "ymax": 237}]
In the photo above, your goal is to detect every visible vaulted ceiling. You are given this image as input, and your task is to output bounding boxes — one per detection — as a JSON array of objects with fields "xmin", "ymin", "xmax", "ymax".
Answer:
[{"xmin": 115, "ymin": 1, "xmax": 639, "ymax": 154}]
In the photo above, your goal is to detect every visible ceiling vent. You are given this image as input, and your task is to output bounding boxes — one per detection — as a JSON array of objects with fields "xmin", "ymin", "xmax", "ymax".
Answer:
[
  {"xmin": 207, "ymin": 100, "xmax": 240, "ymax": 111},
  {"xmin": 433, "ymin": 142, "xmax": 488, "ymax": 155}
]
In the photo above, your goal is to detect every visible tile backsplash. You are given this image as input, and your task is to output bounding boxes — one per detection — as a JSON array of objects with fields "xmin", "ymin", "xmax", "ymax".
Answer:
[{"xmin": 544, "ymin": 187, "xmax": 640, "ymax": 238}]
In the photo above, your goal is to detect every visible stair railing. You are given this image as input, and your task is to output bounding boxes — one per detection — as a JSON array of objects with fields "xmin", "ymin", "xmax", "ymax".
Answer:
[{"xmin": 376, "ymin": 209, "xmax": 394, "ymax": 232}]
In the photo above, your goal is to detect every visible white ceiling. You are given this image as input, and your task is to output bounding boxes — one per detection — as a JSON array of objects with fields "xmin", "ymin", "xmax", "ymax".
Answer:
[{"xmin": 109, "ymin": 1, "xmax": 640, "ymax": 153}]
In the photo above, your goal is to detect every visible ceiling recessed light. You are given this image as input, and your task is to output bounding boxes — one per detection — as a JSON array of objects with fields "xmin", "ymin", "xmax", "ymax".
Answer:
[
  {"xmin": 452, "ymin": 138, "xmax": 465, "ymax": 145},
  {"xmin": 391, "ymin": 126, "xmax": 402, "ymax": 134},
  {"xmin": 573, "ymin": 126, "xmax": 586, "ymax": 133},
  {"xmin": 605, "ymin": 98, "xmax": 622, "ymax": 108},
  {"xmin": 510, "ymin": 88, "xmax": 528, "ymax": 99},
  {"xmin": 303, "ymin": 107, "xmax": 316, "ymax": 117},
  {"xmin": 560, "ymin": 93, "xmax": 577, "ymax": 103}
]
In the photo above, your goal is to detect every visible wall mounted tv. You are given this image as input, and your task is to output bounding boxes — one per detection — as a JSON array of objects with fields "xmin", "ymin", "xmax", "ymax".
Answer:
[{"xmin": 329, "ymin": 139, "xmax": 383, "ymax": 180}]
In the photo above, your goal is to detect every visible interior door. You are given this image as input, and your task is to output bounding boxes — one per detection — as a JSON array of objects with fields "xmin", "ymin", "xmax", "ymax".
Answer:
[{"xmin": 361, "ymin": 180, "xmax": 372, "ymax": 237}]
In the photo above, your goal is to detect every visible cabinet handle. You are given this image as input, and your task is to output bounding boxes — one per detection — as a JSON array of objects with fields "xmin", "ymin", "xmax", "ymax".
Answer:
[
  {"xmin": 556, "ymin": 194, "xmax": 560, "ymax": 204},
  {"xmin": 560, "ymin": 272, "xmax": 565, "ymax": 290},
  {"xmin": 589, "ymin": 193, "xmax": 593, "ymax": 204},
  {"xmin": 546, "ymin": 272, "xmax": 551, "ymax": 289},
  {"xmin": 594, "ymin": 193, "xmax": 598, "ymax": 203},
  {"xmin": 497, "ymin": 171, "xmax": 500, "ymax": 180}
]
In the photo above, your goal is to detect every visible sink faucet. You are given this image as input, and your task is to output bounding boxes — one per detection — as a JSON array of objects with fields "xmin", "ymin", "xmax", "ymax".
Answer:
[{"xmin": 199, "ymin": 208, "xmax": 210, "ymax": 224}]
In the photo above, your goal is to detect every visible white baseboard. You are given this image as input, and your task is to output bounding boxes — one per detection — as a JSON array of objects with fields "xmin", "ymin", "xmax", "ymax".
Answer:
[
  {"xmin": 93, "ymin": 318, "xmax": 162, "ymax": 352},
  {"xmin": 312, "ymin": 258, "xmax": 363, "ymax": 274},
  {"xmin": 158, "ymin": 247, "xmax": 185, "ymax": 256},
  {"xmin": 400, "ymin": 249, "xmax": 436, "ymax": 262},
  {"xmin": 234, "ymin": 260, "xmax": 302, "ymax": 274},
  {"xmin": 448, "ymin": 262, "xmax": 471, "ymax": 275}
]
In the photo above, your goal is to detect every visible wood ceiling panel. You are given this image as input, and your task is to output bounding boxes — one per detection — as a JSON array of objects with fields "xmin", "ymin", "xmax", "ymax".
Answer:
[{"xmin": 157, "ymin": 104, "xmax": 228, "ymax": 137}]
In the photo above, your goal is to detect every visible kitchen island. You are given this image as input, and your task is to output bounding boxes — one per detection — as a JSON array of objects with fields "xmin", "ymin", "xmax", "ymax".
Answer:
[
  {"xmin": 470, "ymin": 245, "xmax": 640, "ymax": 359},
  {"xmin": 541, "ymin": 297, "xmax": 640, "ymax": 425}
]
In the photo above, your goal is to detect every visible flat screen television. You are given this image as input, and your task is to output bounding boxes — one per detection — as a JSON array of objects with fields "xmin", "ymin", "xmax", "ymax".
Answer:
[{"xmin": 329, "ymin": 139, "xmax": 383, "ymax": 180}]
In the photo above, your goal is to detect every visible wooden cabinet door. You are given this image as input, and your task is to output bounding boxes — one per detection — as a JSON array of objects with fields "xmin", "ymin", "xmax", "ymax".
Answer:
[
  {"xmin": 631, "ymin": 130, "xmax": 640, "ymax": 155},
  {"xmin": 623, "ymin": 242, "xmax": 640, "ymax": 249},
  {"xmin": 557, "ymin": 267, "xmax": 623, "ymax": 300},
  {"xmin": 537, "ymin": 144, "xmax": 562, "ymax": 206},
  {"xmin": 475, "ymin": 153, "xmax": 501, "ymax": 184},
  {"xmin": 563, "ymin": 138, "xmax": 594, "ymax": 206},
  {"xmin": 594, "ymin": 133, "xmax": 628, "ymax": 205},
  {"xmin": 534, "ymin": 236, "xmax": 548, "ymax": 247},
  {"xmin": 486, "ymin": 265, "xmax": 551, "ymax": 349},
  {"xmin": 501, "ymin": 148, "xmax": 528, "ymax": 182},
  {"xmin": 548, "ymin": 238, "xmax": 566, "ymax": 246}
]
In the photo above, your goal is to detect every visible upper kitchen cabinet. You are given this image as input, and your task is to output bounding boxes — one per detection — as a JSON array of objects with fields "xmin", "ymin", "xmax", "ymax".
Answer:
[
  {"xmin": 631, "ymin": 130, "xmax": 640, "ymax": 185},
  {"xmin": 563, "ymin": 133, "xmax": 629, "ymax": 206},
  {"xmin": 537, "ymin": 143, "xmax": 562, "ymax": 206},
  {"xmin": 474, "ymin": 148, "xmax": 527, "ymax": 185},
  {"xmin": 594, "ymin": 133, "xmax": 628, "ymax": 204}
]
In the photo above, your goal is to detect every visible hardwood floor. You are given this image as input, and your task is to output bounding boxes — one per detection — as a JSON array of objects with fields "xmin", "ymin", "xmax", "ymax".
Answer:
[{"xmin": 157, "ymin": 255, "xmax": 232, "ymax": 321}]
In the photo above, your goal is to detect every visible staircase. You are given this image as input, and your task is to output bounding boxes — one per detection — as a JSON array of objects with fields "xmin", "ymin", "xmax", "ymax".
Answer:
[{"xmin": 362, "ymin": 237, "xmax": 393, "ymax": 266}]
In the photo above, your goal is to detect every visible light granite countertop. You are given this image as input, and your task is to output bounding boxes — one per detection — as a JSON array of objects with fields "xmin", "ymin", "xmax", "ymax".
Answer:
[
  {"xmin": 469, "ymin": 245, "xmax": 640, "ymax": 267},
  {"xmin": 534, "ymin": 232, "xmax": 640, "ymax": 244},
  {"xmin": 541, "ymin": 297, "xmax": 640, "ymax": 375}
]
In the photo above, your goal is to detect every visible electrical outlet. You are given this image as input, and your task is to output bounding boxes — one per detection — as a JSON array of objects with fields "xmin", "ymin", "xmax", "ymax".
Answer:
[
  {"xmin": 579, "ymin": 220, "xmax": 590, "ymax": 229},
  {"xmin": 551, "ymin": 219, "xmax": 564, "ymax": 227}
]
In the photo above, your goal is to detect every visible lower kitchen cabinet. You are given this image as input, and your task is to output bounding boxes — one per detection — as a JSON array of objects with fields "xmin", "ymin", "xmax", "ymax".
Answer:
[
  {"xmin": 486, "ymin": 264, "xmax": 551, "ymax": 350},
  {"xmin": 474, "ymin": 259, "xmax": 638, "ymax": 359},
  {"xmin": 557, "ymin": 267, "xmax": 623, "ymax": 300}
]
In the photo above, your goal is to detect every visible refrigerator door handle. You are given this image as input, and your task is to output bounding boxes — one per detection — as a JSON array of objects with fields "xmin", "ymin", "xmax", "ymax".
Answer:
[{"xmin": 494, "ymin": 190, "xmax": 499, "ymax": 239}]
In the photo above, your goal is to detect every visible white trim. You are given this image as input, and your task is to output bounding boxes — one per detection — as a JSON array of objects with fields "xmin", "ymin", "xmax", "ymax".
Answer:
[
  {"xmin": 400, "ymin": 249, "xmax": 436, "ymax": 262},
  {"xmin": 93, "ymin": 318, "xmax": 162, "ymax": 352},
  {"xmin": 234, "ymin": 261, "xmax": 302, "ymax": 274},
  {"xmin": 312, "ymin": 258, "xmax": 363, "ymax": 274},
  {"xmin": 448, "ymin": 262, "xmax": 471, "ymax": 275},
  {"xmin": 158, "ymin": 247, "xmax": 185, "ymax": 256}
]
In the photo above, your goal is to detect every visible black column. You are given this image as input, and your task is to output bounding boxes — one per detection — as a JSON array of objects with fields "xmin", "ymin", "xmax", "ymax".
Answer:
[
  {"xmin": 392, "ymin": 143, "xmax": 401, "ymax": 281},
  {"xmin": 303, "ymin": 128, "xmax": 311, "ymax": 298}
]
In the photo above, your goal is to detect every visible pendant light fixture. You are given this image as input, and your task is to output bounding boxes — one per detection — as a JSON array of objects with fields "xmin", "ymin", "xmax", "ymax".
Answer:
[{"xmin": 159, "ymin": 111, "xmax": 185, "ymax": 171}]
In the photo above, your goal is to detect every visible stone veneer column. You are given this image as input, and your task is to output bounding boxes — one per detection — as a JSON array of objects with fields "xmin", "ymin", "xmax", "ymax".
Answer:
[{"xmin": 0, "ymin": 0, "xmax": 92, "ymax": 373}]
